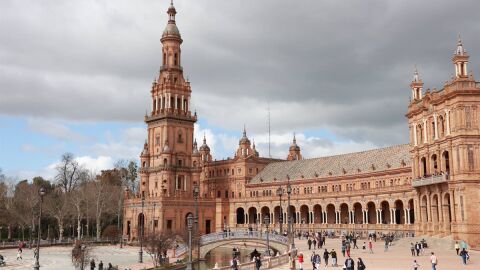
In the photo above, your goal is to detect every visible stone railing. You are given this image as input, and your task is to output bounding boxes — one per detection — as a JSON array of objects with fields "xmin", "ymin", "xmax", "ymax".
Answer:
[
  {"xmin": 412, "ymin": 174, "xmax": 448, "ymax": 187},
  {"xmin": 200, "ymin": 231, "xmax": 288, "ymax": 246},
  {"xmin": 212, "ymin": 253, "xmax": 289, "ymax": 270},
  {"xmin": 174, "ymin": 243, "xmax": 187, "ymax": 257}
]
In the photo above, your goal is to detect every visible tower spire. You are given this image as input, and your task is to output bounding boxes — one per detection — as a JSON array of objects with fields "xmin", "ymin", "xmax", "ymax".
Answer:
[
  {"xmin": 410, "ymin": 65, "xmax": 423, "ymax": 101},
  {"xmin": 452, "ymin": 35, "xmax": 469, "ymax": 79}
]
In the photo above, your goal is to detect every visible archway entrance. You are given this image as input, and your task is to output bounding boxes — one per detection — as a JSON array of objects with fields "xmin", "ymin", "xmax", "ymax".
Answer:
[{"xmin": 236, "ymin": 208, "xmax": 245, "ymax": 224}]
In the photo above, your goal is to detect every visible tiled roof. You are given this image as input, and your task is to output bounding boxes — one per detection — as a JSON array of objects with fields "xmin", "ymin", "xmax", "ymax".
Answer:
[{"xmin": 249, "ymin": 144, "xmax": 410, "ymax": 184}]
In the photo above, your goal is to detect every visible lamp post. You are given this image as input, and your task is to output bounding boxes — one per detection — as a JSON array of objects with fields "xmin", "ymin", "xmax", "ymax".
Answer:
[
  {"xmin": 186, "ymin": 213, "xmax": 194, "ymax": 270},
  {"xmin": 193, "ymin": 184, "xmax": 200, "ymax": 269},
  {"xmin": 276, "ymin": 187, "xmax": 284, "ymax": 235},
  {"xmin": 264, "ymin": 215, "xmax": 270, "ymax": 256},
  {"xmin": 286, "ymin": 176, "xmax": 296, "ymax": 270},
  {"xmin": 33, "ymin": 186, "xmax": 46, "ymax": 270},
  {"xmin": 138, "ymin": 195, "xmax": 145, "ymax": 263}
]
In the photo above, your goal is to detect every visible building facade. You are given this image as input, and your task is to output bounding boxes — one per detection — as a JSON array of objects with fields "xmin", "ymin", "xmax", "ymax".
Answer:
[{"xmin": 123, "ymin": 3, "xmax": 480, "ymax": 248}]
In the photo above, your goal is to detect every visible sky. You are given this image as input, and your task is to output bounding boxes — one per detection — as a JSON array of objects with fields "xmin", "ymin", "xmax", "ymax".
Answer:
[{"xmin": 1, "ymin": 0, "xmax": 480, "ymax": 180}]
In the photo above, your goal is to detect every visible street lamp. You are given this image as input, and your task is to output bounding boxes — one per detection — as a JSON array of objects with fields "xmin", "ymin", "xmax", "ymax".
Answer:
[
  {"xmin": 186, "ymin": 213, "xmax": 194, "ymax": 270},
  {"xmin": 276, "ymin": 187, "xmax": 284, "ymax": 235},
  {"xmin": 138, "ymin": 195, "xmax": 145, "ymax": 263},
  {"xmin": 193, "ymin": 184, "xmax": 200, "ymax": 269},
  {"xmin": 264, "ymin": 215, "xmax": 270, "ymax": 256},
  {"xmin": 33, "ymin": 186, "xmax": 46, "ymax": 270},
  {"xmin": 286, "ymin": 176, "xmax": 296, "ymax": 270}
]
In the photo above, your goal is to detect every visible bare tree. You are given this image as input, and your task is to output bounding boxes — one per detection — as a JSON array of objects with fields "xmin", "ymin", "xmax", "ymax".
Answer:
[
  {"xmin": 144, "ymin": 232, "xmax": 177, "ymax": 267},
  {"xmin": 114, "ymin": 159, "xmax": 138, "ymax": 193},
  {"xmin": 56, "ymin": 153, "xmax": 86, "ymax": 193},
  {"xmin": 44, "ymin": 187, "xmax": 70, "ymax": 242},
  {"xmin": 71, "ymin": 241, "xmax": 95, "ymax": 270}
]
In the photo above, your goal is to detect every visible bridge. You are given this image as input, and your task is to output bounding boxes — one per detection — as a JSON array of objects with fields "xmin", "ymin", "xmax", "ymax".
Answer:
[{"xmin": 198, "ymin": 231, "xmax": 289, "ymax": 258}]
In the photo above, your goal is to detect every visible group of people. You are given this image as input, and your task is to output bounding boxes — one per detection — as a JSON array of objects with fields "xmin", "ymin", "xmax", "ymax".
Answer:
[
  {"xmin": 89, "ymin": 258, "xmax": 115, "ymax": 270},
  {"xmin": 410, "ymin": 240, "xmax": 428, "ymax": 256},
  {"xmin": 297, "ymin": 251, "xmax": 366, "ymax": 270}
]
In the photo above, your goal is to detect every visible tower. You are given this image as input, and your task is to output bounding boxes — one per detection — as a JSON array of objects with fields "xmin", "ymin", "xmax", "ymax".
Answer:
[
  {"xmin": 287, "ymin": 133, "xmax": 302, "ymax": 160},
  {"xmin": 410, "ymin": 67, "xmax": 423, "ymax": 101},
  {"xmin": 407, "ymin": 37, "xmax": 480, "ymax": 247}
]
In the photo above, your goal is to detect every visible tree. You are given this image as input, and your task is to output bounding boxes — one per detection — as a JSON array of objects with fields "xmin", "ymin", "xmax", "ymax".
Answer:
[
  {"xmin": 144, "ymin": 232, "xmax": 177, "ymax": 267},
  {"xmin": 55, "ymin": 153, "xmax": 87, "ymax": 193},
  {"xmin": 114, "ymin": 159, "xmax": 138, "ymax": 193},
  {"xmin": 44, "ymin": 187, "xmax": 70, "ymax": 242},
  {"xmin": 71, "ymin": 241, "xmax": 94, "ymax": 270}
]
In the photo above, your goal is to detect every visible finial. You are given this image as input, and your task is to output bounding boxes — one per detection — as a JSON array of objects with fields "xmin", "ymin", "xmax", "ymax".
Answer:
[
  {"xmin": 293, "ymin": 132, "xmax": 297, "ymax": 144},
  {"xmin": 203, "ymin": 132, "xmax": 206, "ymax": 144},
  {"xmin": 455, "ymin": 34, "xmax": 466, "ymax": 55},
  {"xmin": 243, "ymin": 124, "xmax": 247, "ymax": 137},
  {"xmin": 413, "ymin": 65, "xmax": 420, "ymax": 82}
]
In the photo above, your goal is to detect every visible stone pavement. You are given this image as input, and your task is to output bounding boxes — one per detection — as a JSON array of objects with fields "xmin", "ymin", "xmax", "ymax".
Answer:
[
  {"xmin": 0, "ymin": 245, "xmax": 179, "ymax": 270},
  {"xmin": 273, "ymin": 236, "xmax": 478, "ymax": 270}
]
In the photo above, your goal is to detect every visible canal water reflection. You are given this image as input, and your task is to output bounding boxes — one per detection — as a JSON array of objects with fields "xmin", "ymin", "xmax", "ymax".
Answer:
[{"xmin": 200, "ymin": 246, "xmax": 258, "ymax": 270}]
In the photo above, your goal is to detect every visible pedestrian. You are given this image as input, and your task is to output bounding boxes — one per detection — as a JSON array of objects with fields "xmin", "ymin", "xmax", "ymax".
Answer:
[
  {"xmin": 99, "ymin": 261, "xmax": 104, "ymax": 270},
  {"xmin": 331, "ymin": 249, "xmax": 338, "ymax": 267},
  {"xmin": 107, "ymin": 263, "xmax": 113, "ymax": 270},
  {"xmin": 308, "ymin": 239, "xmax": 312, "ymax": 250},
  {"xmin": 368, "ymin": 241, "xmax": 373, "ymax": 254},
  {"xmin": 459, "ymin": 248, "xmax": 469, "ymax": 265},
  {"xmin": 323, "ymin": 248, "xmax": 330, "ymax": 267},
  {"xmin": 454, "ymin": 241, "xmax": 460, "ymax": 255},
  {"xmin": 341, "ymin": 244, "xmax": 346, "ymax": 257},
  {"xmin": 357, "ymin": 257, "xmax": 366, "ymax": 270},
  {"xmin": 16, "ymin": 250, "xmax": 22, "ymax": 260},
  {"xmin": 312, "ymin": 238, "xmax": 317, "ymax": 250},
  {"xmin": 346, "ymin": 244, "xmax": 351, "ymax": 257},
  {"xmin": 362, "ymin": 242, "xmax": 366, "ymax": 251},
  {"xmin": 310, "ymin": 252, "xmax": 316, "ymax": 269},
  {"xmin": 231, "ymin": 256, "xmax": 239, "ymax": 270},
  {"xmin": 430, "ymin": 252, "xmax": 438, "ymax": 270},
  {"xmin": 412, "ymin": 259, "xmax": 419, "ymax": 270},
  {"xmin": 384, "ymin": 238, "xmax": 389, "ymax": 252},
  {"xmin": 344, "ymin": 255, "xmax": 355, "ymax": 270},
  {"xmin": 353, "ymin": 237, "xmax": 358, "ymax": 249},
  {"xmin": 415, "ymin": 242, "xmax": 420, "ymax": 256},
  {"xmin": 90, "ymin": 258, "xmax": 96, "ymax": 270},
  {"xmin": 410, "ymin": 243, "xmax": 415, "ymax": 256},
  {"xmin": 254, "ymin": 255, "xmax": 262, "ymax": 270},
  {"xmin": 313, "ymin": 252, "xmax": 321, "ymax": 270},
  {"xmin": 298, "ymin": 253, "xmax": 304, "ymax": 270}
]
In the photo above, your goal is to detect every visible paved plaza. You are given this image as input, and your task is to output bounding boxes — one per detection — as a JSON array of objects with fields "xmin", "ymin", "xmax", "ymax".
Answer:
[
  {"xmin": 0, "ymin": 245, "xmax": 162, "ymax": 270},
  {"xmin": 274, "ymin": 236, "xmax": 478, "ymax": 270}
]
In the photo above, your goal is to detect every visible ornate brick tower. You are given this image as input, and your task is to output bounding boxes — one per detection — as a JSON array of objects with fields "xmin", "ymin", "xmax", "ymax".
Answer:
[
  {"xmin": 124, "ymin": 2, "xmax": 216, "ymax": 239},
  {"xmin": 407, "ymin": 37, "xmax": 480, "ymax": 247},
  {"xmin": 287, "ymin": 134, "xmax": 302, "ymax": 161}
]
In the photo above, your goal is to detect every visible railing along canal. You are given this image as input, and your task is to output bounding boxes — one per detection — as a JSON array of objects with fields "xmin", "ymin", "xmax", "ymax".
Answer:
[{"xmin": 200, "ymin": 231, "xmax": 288, "ymax": 246}]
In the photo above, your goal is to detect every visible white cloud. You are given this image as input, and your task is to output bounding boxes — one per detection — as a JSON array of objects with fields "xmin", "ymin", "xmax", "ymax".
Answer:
[{"xmin": 27, "ymin": 118, "xmax": 88, "ymax": 141}]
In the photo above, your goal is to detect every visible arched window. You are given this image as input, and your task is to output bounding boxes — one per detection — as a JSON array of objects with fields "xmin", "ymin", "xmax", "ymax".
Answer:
[
  {"xmin": 163, "ymin": 158, "xmax": 168, "ymax": 165},
  {"xmin": 174, "ymin": 53, "xmax": 178, "ymax": 66}
]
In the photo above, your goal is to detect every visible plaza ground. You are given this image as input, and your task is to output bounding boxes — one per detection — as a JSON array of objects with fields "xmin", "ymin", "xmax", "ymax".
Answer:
[{"xmin": 0, "ymin": 236, "xmax": 478, "ymax": 270}]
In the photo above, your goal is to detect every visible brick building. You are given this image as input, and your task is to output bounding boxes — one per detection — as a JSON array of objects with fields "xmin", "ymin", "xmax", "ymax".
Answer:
[{"xmin": 123, "ymin": 3, "xmax": 480, "ymax": 247}]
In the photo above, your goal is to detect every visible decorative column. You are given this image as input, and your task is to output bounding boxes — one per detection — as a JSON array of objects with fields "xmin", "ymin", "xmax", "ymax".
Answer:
[
  {"xmin": 422, "ymin": 118, "xmax": 428, "ymax": 143},
  {"xmin": 433, "ymin": 113, "xmax": 439, "ymax": 140},
  {"xmin": 413, "ymin": 124, "xmax": 418, "ymax": 146},
  {"xmin": 323, "ymin": 212, "xmax": 327, "ymax": 224},
  {"xmin": 445, "ymin": 109, "xmax": 451, "ymax": 135}
]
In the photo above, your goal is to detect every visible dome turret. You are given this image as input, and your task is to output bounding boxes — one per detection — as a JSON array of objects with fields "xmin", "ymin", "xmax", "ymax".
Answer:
[{"xmin": 239, "ymin": 126, "xmax": 251, "ymax": 145}]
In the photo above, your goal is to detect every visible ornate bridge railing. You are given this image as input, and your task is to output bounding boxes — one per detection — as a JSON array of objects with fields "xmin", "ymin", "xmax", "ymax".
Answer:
[{"xmin": 200, "ymin": 231, "xmax": 288, "ymax": 246}]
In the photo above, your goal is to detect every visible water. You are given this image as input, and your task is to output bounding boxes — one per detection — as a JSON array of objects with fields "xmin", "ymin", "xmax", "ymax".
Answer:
[{"xmin": 200, "ymin": 246, "xmax": 264, "ymax": 270}]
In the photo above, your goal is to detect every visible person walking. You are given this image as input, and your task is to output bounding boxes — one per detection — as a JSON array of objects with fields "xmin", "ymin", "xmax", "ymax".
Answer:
[
  {"xmin": 368, "ymin": 241, "xmax": 373, "ymax": 254},
  {"xmin": 90, "ymin": 258, "xmax": 96, "ymax": 270},
  {"xmin": 310, "ymin": 252, "xmax": 316, "ymax": 270},
  {"xmin": 344, "ymin": 255, "xmax": 355, "ymax": 270},
  {"xmin": 353, "ymin": 237, "xmax": 358, "ymax": 249},
  {"xmin": 412, "ymin": 259, "xmax": 419, "ymax": 270},
  {"xmin": 459, "ymin": 248, "xmax": 469, "ymax": 265},
  {"xmin": 298, "ymin": 253, "xmax": 304, "ymax": 270},
  {"xmin": 430, "ymin": 252, "xmax": 438, "ymax": 270},
  {"xmin": 308, "ymin": 239, "xmax": 312, "ymax": 250},
  {"xmin": 16, "ymin": 250, "xmax": 22, "ymax": 260},
  {"xmin": 384, "ymin": 238, "xmax": 389, "ymax": 252},
  {"xmin": 254, "ymin": 255, "xmax": 262, "ymax": 270},
  {"xmin": 454, "ymin": 241, "xmax": 460, "ymax": 255},
  {"xmin": 410, "ymin": 243, "xmax": 415, "ymax": 256},
  {"xmin": 98, "ymin": 261, "xmax": 104, "ymax": 270},
  {"xmin": 231, "ymin": 256, "xmax": 239, "ymax": 270},
  {"xmin": 313, "ymin": 238, "xmax": 317, "ymax": 250},
  {"xmin": 341, "ymin": 244, "xmax": 346, "ymax": 257},
  {"xmin": 313, "ymin": 252, "xmax": 321, "ymax": 270},
  {"xmin": 331, "ymin": 249, "xmax": 338, "ymax": 267},
  {"xmin": 415, "ymin": 242, "xmax": 420, "ymax": 256},
  {"xmin": 357, "ymin": 257, "xmax": 366, "ymax": 270},
  {"xmin": 323, "ymin": 248, "xmax": 330, "ymax": 267}
]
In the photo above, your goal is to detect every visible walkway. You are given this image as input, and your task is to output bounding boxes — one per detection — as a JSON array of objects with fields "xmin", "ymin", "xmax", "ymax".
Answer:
[{"xmin": 274, "ymin": 236, "xmax": 478, "ymax": 270}]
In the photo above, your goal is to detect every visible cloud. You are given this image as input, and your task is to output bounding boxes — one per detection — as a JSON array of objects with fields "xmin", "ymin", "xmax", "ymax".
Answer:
[
  {"xmin": 27, "ymin": 118, "xmax": 88, "ymax": 141},
  {"xmin": 90, "ymin": 127, "xmax": 146, "ymax": 160}
]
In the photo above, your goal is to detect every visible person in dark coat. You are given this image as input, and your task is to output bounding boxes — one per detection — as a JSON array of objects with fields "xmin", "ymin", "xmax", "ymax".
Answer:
[
  {"xmin": 357, "ymin": 257, "xmax": 366, "ymax": 270},
  {"xmin": 308, "ymin": 239, "xmax": 312, "ymax": 250},
  {"xmin": 254, "ymin": 256, "xmax": 262, "ymax": 270},
  {"xmin": 90, "ymin": 259, "xmax": 96, "ymax": 270},
  {"xmin": 323, "ymin": 249, "xmax": 330, "ymax": 267},
  {"xmin": 98, "ymin": 261, "xmax": 104, "ymax": 270},
  {"xmin": 344, "ymin": 255, "xmax": 355, "ymax": 270}
]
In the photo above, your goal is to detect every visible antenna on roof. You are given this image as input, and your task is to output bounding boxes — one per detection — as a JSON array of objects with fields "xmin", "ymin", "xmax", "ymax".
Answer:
[{"xmin": 268, "ymin": 103, "xmax": 271, "ymax": 158}]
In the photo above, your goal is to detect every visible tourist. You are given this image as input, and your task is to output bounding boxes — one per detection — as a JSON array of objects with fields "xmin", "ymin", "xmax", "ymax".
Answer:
[
  {"xmin": 344, "ymin": 255, "xmax": 354, "ymax": 270},
  {"xmin": 459, "ymin": 248, "xmax": 469, "ymax": 265},
  {"xmin": 384, "ymin": 238, "xmax": 389, "ymax": 252},
  {"xmin": 107, "ymin": 263, "xmax": 114, "ymax": 270},
  {"xmin": 90, "ymin": 258, "xmax": 96, "ymax": 270},
  {"xmin": 410, "ymin": 243, "xmax": 415, "ymax": 256},
  {"xmin": 99, "ymin": 261, "xmax": 104, "ymax": 270},
  {"xmin": 312, "ymin": 238, "xmax": 317, "ymax": 250},
  {"xmin": 412, "ymin": 259, "xmax": 419, "ymax": 270},
  {"xmin": 353, "ymin": 237, "xmax": 358, "ymax": 249},
  {"xmin": 415, "ymin": 242, "xmax": 420, "ymax": 256},
  {"xmin": 16, "ymin": 250, "xmax": 22, "ymax": 260},
  {"xmin": 454, "ymin": 241, "xmax": 460, "ymax": 255},
  {"xmin": 308, "ymin": 238, "xmax": 312, "ymax": 250},
  {"xmin": 254, "ymin": 255, "xmax": 262, "ymax": 270},
  {"xmin": 430, "ymin": 252, "xmax": 438, "ymax": 270},
  {"xmin": 368, "ymin": 241, "xmax": 373, "ymax": 254},
  {"xmin": 313, "ymin": 252, "xmax": 321, "ymax": 270},
  {"xmin": 298, "ymin": 253, "xmax": 304, "ymax": 270},
  {"xmin": 331, "ymin": 249, "xmax": 338, "ymax": 267},
  {"xmin": 357, "ymin": 257, "xmax": 366, "ymax": 270},
  {"xmin": 310, "ymin": 252, "xmax": 316, "ymax": 269},
  {"xmin": 323, "ymin": 249, "xmax": 330, "ymax": 266},
  {"xmin": 341, "ymin": 244, "xmax": 346, "ymax": 257},
  {"xmin": 231, "ymin": 256, "xmax": 239, "ymax": 270}
]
